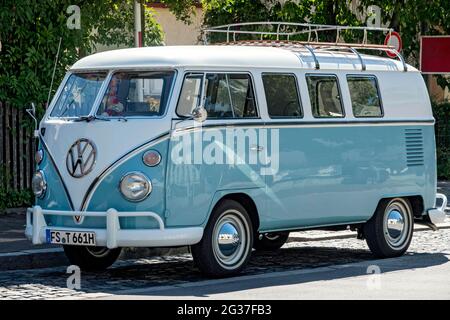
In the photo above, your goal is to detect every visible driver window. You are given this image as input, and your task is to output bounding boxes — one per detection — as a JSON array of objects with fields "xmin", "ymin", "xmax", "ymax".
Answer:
[
  {"xmin": 262, "ymin": 73, "xmax": 302, "ymax": 118},
  {"xmin": 98, "ymin": 71, "xmax": 175, "ymax": 117}
]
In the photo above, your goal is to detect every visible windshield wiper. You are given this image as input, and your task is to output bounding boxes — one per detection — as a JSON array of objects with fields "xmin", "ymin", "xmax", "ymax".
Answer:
[{"xmin": 73, "ymin": 115, "xmax": 110, "ymax": 122}]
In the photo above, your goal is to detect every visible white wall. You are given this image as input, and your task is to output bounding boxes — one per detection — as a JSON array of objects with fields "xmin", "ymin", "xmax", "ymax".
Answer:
[{"xmin": 152, "ymin": 6, "xmax": 204, "ymax": 46}]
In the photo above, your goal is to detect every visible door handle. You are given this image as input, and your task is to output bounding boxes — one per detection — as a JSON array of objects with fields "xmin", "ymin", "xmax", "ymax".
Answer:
[{"xmin": 250, "ymin": 145, "xmax": 264, "ymax": 152}]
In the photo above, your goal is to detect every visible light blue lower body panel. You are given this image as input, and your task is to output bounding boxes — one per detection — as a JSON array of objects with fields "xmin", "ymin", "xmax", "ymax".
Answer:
[{"xmin": 260, "ymin": 124, "xmax": 435, "ymax": 231}]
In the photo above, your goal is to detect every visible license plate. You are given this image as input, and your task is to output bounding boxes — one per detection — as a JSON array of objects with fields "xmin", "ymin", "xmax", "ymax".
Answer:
[{"xmin": 46, "ymin": 230, "xmax": 96, "ymax": 246}]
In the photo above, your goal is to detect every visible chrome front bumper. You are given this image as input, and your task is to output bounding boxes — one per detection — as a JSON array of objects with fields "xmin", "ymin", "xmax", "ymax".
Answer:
[
  {"xmin": 25, "ymin": 206, "xmax": 203, "ymax": 249},
  {"xmin": 427, "ymin": 193, "xmax": 449, "ymax": 225}
]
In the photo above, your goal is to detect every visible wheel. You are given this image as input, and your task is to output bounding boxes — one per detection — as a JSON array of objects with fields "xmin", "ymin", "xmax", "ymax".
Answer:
[
  {"xmin": 63, "ymin": 245, "xmax": 122, "ymax": 271},
  {"xmin": 254, "ymin": 232, "xmax": 289, "ymax": 251},
  {"xmin": 191, "ymin": 199, "xmax": 253, "ymax": 277},
  {"xmin": 363, "ymin": 198, "xmax": 414, "ymax": 258}
]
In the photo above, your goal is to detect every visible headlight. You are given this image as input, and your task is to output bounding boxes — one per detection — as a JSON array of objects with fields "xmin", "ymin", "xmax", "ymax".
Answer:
[
  {"xmin": 32, "ymin": 170, "xmax": 47, "ymax": 198},
  {"xmin": 119, "ymin": 172, "xmax": 152, "ymax": 202},
  {"xmin": 35, "ymin": 149, "xmax": 44, "ymax": 165}
]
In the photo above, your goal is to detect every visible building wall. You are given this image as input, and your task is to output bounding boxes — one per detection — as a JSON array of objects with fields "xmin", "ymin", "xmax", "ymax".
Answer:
[{"xmin": 150, "ymin": 5, "xmax": 203, "ymax": 46}]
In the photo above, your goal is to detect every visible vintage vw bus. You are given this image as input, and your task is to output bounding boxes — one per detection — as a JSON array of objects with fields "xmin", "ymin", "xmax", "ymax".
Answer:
[{"xmin": 26, "ymin": 23, "xmax": 448, "ymax": 277}]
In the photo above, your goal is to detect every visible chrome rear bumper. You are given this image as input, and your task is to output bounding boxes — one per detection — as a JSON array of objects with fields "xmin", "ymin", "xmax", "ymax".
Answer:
[{"xmin": 427, "ymin": 193, "xmax": 448, "ymax": 225}]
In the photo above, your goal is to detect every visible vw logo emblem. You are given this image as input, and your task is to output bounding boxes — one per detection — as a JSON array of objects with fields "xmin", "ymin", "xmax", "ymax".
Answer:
[{"xmin": 66, "ymin": 138, "xmax": 96, "ymax": 178}]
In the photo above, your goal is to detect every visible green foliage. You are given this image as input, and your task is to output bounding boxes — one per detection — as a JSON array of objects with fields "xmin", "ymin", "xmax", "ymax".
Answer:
[
  {"xmin": 161, "ymin": 0, "xmax": 200, "ymax": 24},
  {"xmin": 0, "ymin": 189, "xmax": 34, "ymax": 212},
  {"xmin": 0, "ymin": 166, "xmax": 33, "ymax": 211},
  {"xmin": 93, "ymin": 1, "xmax": 163, "ymax": 48},
  {"xmin": 432, "ymin": 101, "xmax": 450, "ymax": 180},
  {"xmin": 0, "ymin": 0, "xmax": 163, "ymax": 115},
  {"xmin": 201, "ymin": 0, "xmax": 361, "ymax": 43}
]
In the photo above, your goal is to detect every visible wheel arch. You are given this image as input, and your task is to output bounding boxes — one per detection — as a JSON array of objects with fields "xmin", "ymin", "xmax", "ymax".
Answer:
[
  {"xmin": 373, "ymin": 195, "xmax": 424, "ymax": 219},
  {"xmin": 207, "ymin": 192, "xmax": 260, "ymax": 233}
]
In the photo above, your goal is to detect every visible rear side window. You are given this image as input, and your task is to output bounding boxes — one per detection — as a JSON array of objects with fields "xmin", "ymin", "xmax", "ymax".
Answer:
[
  {"xmin": 262, "ymin": 74, "xmax": 302, "ymax": 118},
  {"xmin": 306, "ymin": 75, "xmax": 344, "ymax": 118},
  {"xmin": 347, "ymin": 75, "xmax": 383, "ymax": 117}
]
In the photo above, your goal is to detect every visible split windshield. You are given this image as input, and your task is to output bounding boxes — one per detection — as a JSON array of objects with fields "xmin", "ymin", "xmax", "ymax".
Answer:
[
  {"xmin": 50, "ymin": 72, "xmax": 106, "ymax": 118},
  {"xmin": 50, "ymin": 71, "xmax": 175, "ymax": 119}
]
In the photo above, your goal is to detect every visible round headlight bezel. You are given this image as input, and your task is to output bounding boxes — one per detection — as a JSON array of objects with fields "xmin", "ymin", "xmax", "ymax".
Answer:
[
  {"xmin": 119, "ymin": 172, "xmax": 152, "ymax": 202},
  {"xmin": 32, "ymin": 170, "xmax": 47, "ymax": 198}
]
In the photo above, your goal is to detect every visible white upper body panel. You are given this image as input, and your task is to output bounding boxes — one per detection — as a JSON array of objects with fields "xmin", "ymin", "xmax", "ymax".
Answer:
[{"xmin": 67, "ymin": 45, "xmax": 431, "ymax": 121}]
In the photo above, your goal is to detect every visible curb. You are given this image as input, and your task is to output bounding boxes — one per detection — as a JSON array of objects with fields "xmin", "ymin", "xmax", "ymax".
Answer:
[{"xmin": 1, "ymin": 223, "xmax": 449, "ymax": 272}]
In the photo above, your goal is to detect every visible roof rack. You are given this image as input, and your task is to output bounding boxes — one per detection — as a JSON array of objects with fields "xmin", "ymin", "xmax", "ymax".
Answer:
[{"xmin": 202, "ymin": 22, "xmax": 408, "ymax": 72}]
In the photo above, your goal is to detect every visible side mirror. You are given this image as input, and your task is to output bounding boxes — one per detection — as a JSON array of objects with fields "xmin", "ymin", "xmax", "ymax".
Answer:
[
  {"xmin": 26, "ymin": 102, "xmax": 39, "ymax": 138},
  {"xmin": 192, "ymin": 106, "xmax": 207, "ymax": 123}
]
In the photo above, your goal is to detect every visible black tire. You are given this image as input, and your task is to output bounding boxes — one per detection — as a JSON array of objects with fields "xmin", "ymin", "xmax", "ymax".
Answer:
[
  {"xmin": 254, "ymin": 232, "xmax": 289, "ymax": 251},
  {"xmin": 63, "ymin": 246, "xmax": 122, "ymax": 271},
  {"xmin": 191, "ymin": 199, "xmax": 253, "ymax": 277},
  {"xmin": 364, "ymin": 198, "xmax": 414, "ymax": 258}
]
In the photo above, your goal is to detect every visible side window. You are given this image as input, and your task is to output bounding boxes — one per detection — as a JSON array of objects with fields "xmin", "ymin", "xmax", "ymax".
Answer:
[
  {"xmin": 204, "ymin": 73, "xmax": 257, "ymax": 118},
  {"xmin": 306, "ymin": 75, "xmax": 344, "ymax": 118},
  {"xmin": 347, "ymin": 75, "xmax": 383, "ymax": 117},
  {"xmin": 176, "ymin": 73, "xmax": 258, "ymax": 119},
  {"xmin": 262, "ymin": 74, "xmax": 302, "ymax": 118},
  {"xmin": 176, "ymin": 73, "xmax": 203, "ymax": 116}
]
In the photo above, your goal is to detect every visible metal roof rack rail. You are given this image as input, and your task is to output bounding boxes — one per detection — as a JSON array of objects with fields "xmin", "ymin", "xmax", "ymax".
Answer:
[{"xmin": 202, "ymin": 22, "xmax": 408, "ymax": 72}]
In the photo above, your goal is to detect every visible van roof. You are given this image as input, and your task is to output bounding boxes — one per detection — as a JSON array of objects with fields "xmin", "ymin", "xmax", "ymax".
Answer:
[{"xmin": 71, "ymin": 45, "xmax": 417, "ymax": 73}]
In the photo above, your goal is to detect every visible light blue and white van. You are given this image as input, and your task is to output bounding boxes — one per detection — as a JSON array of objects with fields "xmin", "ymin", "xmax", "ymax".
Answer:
[{"xmin": 26, "ymin": 24, "xmax": 448, "ymax": 277}]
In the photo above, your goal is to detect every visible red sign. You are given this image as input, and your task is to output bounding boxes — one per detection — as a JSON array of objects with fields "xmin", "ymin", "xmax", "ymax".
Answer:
[
  {"xmin": 421, "ymin": 36, "xmax": 450, "ymax": 74},
  {"xmin": 384, "ymin": 31, "xmax": 402, "ymax": 58}
]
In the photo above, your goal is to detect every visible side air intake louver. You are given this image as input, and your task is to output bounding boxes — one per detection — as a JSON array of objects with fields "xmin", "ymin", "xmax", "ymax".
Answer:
[{"xmin": 405, "ymin": 128, "xmax": 424, "ymax": 167}]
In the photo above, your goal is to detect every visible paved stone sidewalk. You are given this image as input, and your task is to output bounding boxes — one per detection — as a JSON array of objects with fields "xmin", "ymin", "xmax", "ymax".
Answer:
[
  {"xmin": 0, "ymin": 227, "xmax": 449, "ymax": 300},
  {"xmin": 0, "ymin": 210, "xmax": 58, "ymax": 253}
]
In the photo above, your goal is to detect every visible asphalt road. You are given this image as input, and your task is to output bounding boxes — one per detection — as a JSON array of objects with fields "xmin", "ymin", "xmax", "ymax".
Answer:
[{"xmin": 96, "ymin": 252, "xmax": 450, "ymax": 300}]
